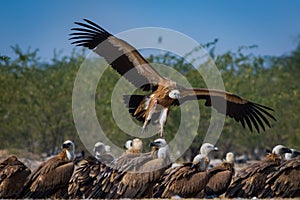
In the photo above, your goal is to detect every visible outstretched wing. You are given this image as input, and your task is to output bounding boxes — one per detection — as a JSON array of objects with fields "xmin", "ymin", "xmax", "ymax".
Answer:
[
  {"xmin": 174, "ymin": 88, "xmax": 276, "ymax": 132},
  {"xmin": 70, "ymin": 19, "xmax": 165, "ymax": 91}
]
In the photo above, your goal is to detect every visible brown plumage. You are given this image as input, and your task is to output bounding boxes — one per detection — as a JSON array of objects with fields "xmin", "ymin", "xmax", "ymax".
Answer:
[
  {"xmin": 19, "ymin": 140, "xmax": 75, "ymax": 198},
  {"xmin": 153, "ymin": 154, "xmax": 208, "ymax": 198},
  {"xmin": 70, "ymin": 19, "xmax": 276, "ymax": 136},
  {"xmin": 204, "ymin": 152, "xmax": 235, "ymax": 198},
  {"xmin": 153, "ymin": 142, "xmax": 217, "ymax": 198},
  {"xmin": 259, "ymin": 156, "xmax": 300, "ymax": 198},
  {"xmin": 107, "ymin": 138, "xmax": 170, "ymax": 199},
  {"xmin": 225, "ymin": 145, "xmax": 291, "ymax": 198},
  {"xmin": 0, "ymin": 156, "xmax": 31, "ymax": 198},
  {"xmin": 89, "ymin": 138, "xmax": 169, "ymax": 199},
  {"xmin": 87, "ymin": 138, "xmax": 145, "ymax": 198},
  {"xmin": 68, "ymin": 142, "xmax": 114, "ymax": 198},
  {"xmin": 111, "ymin": 138, "xmax": 143, "ymax": 170}
]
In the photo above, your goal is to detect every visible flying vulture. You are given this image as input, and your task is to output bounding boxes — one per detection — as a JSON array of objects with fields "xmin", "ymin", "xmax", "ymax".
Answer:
[
  {"xmin": 0, "ymin": 156, "xmax": 31, "ymax": 198},
  {"xmin": 259, "ymin": 155, "xmax": 300, "ymax": 198},
  {"xmin": 225, "ymin": 145, "xmax": 291, "ymax": 198},
  {"xmin": 18, "ymin": 140, "xmax": 75, "ymax": 198},
  {"xmin": 204, "ymin": 152, "xmax": 235, "ymax": 198},
  {"xmin": 70, "ymin": 19, "xmax": 276, "ymax": 136},
  {"xmin": 68, "ymin": 142, "xmax": 114, "ymax": 198}
]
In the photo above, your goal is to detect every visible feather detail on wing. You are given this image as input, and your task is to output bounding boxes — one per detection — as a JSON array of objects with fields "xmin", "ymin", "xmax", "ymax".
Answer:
[
  {"xmin": 70, "ymin": 19, "xmax": 165, "ymax": 91},
  {"xmin": 174, "ymin": 88, "xmax": 276, "ymax": 132}
]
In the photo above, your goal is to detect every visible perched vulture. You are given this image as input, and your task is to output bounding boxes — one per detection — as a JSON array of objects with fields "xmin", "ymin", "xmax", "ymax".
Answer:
[
  {"xmin": 93, "ymin": 142, "xmax": 114, "ymax": 164},
  {"xmin": 153, "ymin": 153, "xmax": 208, "ymax": 198},
  {"xmin": 88, "ymin": 138, "xmax": 145, "ymax": 198},
  {"xmin": 153, "ymin": 143, "xmax": 217, "ymax": 198},
  {"xmin": 89, "ymin": 138, "xmax": 169, "ymax": 199},
  {"xmin": 259, "ymin": 156, "xmax": 300, "ymax": 198},
  {"xmin": 111, "ymin": 138, "xmax": 143, "ymax": 170},
  {"xmin": 0, "ymin": 156, "xmax": 31, "ymax": 198},
  {"xmin": 225, "ymin": 145, "xmax": 291, "ymax": 198},
  {"xmin": 68, "ymin": 142, "xmax": 114, "ymax": 198},
  {"xmin": 107, "ymin": 138, "xmax": 171, "ymax": 199},
  {"xmin": 18, "ymin": 140, "xmax": 75, "ymax": 198},
  {"xmin": 204, "ymin": 152, "xmax": 235, "ymax": 198},
  {"xmin": 70, "ymin": 19, "xmax": 276, "ymax": 136}
]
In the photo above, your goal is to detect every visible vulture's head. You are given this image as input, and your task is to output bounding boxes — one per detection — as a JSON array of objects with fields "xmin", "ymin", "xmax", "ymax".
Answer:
[
  {"xmin": 272, "ymin": 145, "xmax": 291, "ymax": 155},
  {"xmin": 124, "ymin": 140, "xmax": 133, "ymax": 150},
  {"xmin": 150, "ymin": 138, "xmax": 167, "ymax": 148},
  {"xmin": 132, "ymin": 138, "xmax": 143, "ymax": 152},
  {"xmin": 225, "ymin": 152, "xmax": 235, "ymax": 164},
  {"xmin": 94, "ymin": 142, "xmax": 106, "ymax": 156},
  {"xmin": 62, "ymin": 140, "xmax": 75, "ymax": 161},
  {"xmin": 168, "ymin": 89, "xmax": 181, "ymax": 99},
  {"xmin": 63, "ymin": 140, "xmax": 75, "ymax": 152},
  {"xmin": 200, "ymin": 143, "xmax": 218, "ymax": 156}
]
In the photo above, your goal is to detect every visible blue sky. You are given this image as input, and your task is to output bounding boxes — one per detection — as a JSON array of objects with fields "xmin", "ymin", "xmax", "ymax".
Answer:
[{"xmin": 1, "ymin": 0, "xmax": 300, "ymax": 62}]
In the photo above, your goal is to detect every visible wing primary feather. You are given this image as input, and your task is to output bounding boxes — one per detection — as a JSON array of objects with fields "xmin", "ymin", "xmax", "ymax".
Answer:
[
  {"xmin": 69, "ymin": 32, "xmax": 97, "ymax": 37},
  {"xmin": 70, "ymin": 28, "xmax": 101, "ymax": 35},
  {"xmin": 249, "ymin": 109, "xmax": 266, "ymax": 132},
  {"xmin": 74, "ymin": 21, "xmax": 103, "ymax": 33},
  {"xmin": 253, "ymin": 102, "xmax": 274, "ymax": 111},
  {"xmin": 251, "ymin": 106, "xmax": 271, "ymax": 126},
  {"xmin": 251, "ymin": 107, "xmax": 272, "ymax": 128},
  {"xmin": 243, "ymin": 115, "xmax": 253, "ymax": 132},
  {"xmin": 239, "ymin": 116, "xmax": 246, "ymax": 128},
  {"xmin": 71, "ymin": 40, "xmax": 94, "ymax": 45},
  {"xmin": 247, "ymin": 110, "xmax": 260, "ymax": 133},
  {"xmin": 69, "ymin": 35, "xmax": 95, "ymax": 40},
  {"xmin": 83, "ymin": 19, "xmax": 104, "ymax": 30},
  {"xmin": 252, "ymin": 103, "xmax": 276, "ymax": 121}
]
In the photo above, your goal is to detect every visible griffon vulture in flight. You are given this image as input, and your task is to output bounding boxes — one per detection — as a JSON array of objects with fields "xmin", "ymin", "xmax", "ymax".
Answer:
[{"xmin": 70, "ymin": 19, "xmax": 276, "ymax": 136}]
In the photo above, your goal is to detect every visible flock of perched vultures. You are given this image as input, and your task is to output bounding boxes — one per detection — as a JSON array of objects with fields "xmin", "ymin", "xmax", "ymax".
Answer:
[
  {"xmin": 0, "ymin": 139, "xmax": 299, "ymax": 199},
  {"xmin": 1, "ymin": 19, "xmax": 299, "ymax": 198}
]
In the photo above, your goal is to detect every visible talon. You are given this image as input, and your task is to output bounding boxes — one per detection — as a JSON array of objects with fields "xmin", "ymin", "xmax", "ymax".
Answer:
[
  {"xmin": 142, "ymin": 125, "xmax": 148, "ymax": 134},
  {"xmin": 158, "ymin": 127, "xmax": 164, "ymax": 137}
]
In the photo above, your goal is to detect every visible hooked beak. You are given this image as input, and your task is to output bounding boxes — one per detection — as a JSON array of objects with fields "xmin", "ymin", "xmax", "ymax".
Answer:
[
  {"xmin": 282, "ymin": 147, "xmax": 292, "ymax": 154},
  {"xmin": 150, "ymin": 141, "xmax": 160, "ymax": 147}
]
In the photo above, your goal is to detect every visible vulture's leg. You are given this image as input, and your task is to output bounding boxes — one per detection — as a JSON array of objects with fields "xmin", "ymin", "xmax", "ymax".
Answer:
[
  {"xmin": 142, "ymin": 99, "xmax": 157, "ymax": 133},
  {"xmin": 158, "ymin": 108, "xmax": 169, "ymax": 137}
]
